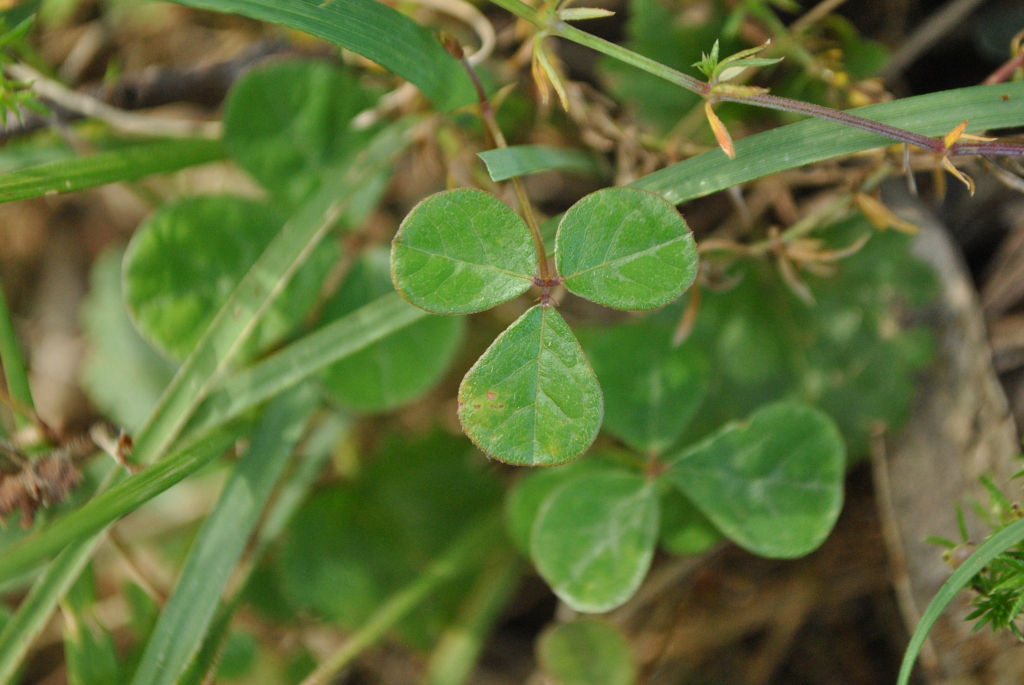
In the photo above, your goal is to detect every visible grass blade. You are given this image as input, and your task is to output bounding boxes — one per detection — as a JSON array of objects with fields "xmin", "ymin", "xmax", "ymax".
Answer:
[
  {"xmin": 130, "ymin": 385, "xmax": 318, "ymax": 685},
  {"xmin": 131, "ymin": 122, "xmax": 410, "ymax": 468},
  {"xmin": 178, "ymin": 412, "xmax": 349, "ymax": 685},
  {"xmin": 477, "ymin": 145, "xmax": 606, "ymax": 181},
  {"xmin": 0, "ymin": 138, "xmax": 227, "ymax": 204},
  {"xmin": 630, "ymin": 81, "xmax": 1024, "ymax": 204},
  {"xmin": 0, "ymin": 287, "xmax": 34, "ymax": 429},
  {"xmin": 170, "ymin": 0, "xmax": 474, "ymax": 111},
  {"xmin": 898, "ymin": 517, "xmax": 1024, "ymax": 685},
  {"xmin": 0, "ymin": 533, "xmax": 101, "ymax": 685},
  {"xmin": 183, "ymin": 292, "xmax": 425, "ymax": 440},
  {"xmin": 0, "ymin": 424, "xmax": 241, "ymax": 585}
]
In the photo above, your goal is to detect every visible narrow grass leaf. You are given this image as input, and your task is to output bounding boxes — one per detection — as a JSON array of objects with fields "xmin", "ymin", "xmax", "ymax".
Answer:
[
  {"xmin": 532, "ymin": 472, "xmax": 659, "ymax": 613},
  {"xmin": 0, "ymin": 534, "xmax": 101, "ymax": 685},
  {"xmin": 391, "ymin": 188, "xmax": 536, "ymax": 315},
  {"xmin": 633, "ymin": 81, "xmax": 1024, "ymax": 204},
  {"xmin": 477, "ymin": 145, "xmax": 607, "ymax": 182},
  {"xmin": 0, "ymin": 138, "xmax": 226, "ymax": 204},
  {"xmin": 665, "ymin": 401, "xmax": 845, "ymax": 558},
  {"xmin": 169, "ymin": 0, "xmax": 474, "ymax": 111},
  {"xmin": 130, "ymin": 386, "xmax": 318, "ymax": 685},
  {"xmin": 537, "ymin": 619, "xmax": 637, "ymax": 685},
  {"xmin": 183, "ymin": 293, "xmax": 427, "ymax": 440},
  {"xmin": 0, "ymin": 424, "xmax": 241, "ymax": 585},
  {"xmin": 556, "ymin": 187, "xmax": 698, "ymax": 310},
  {"xmin": 0, "ymin": 287, "xmax": 34, "ymax": 428},
  {"xmin": 898, "ymin": 517, "xmax": 1024, "ymax": 685},
  {"xmin": 458, "ymin": 305, "xmax": 603, "ymax": 466},
  {"xmin": 131, "ymin": 123, "xmax": 410, "ymax": 469}
]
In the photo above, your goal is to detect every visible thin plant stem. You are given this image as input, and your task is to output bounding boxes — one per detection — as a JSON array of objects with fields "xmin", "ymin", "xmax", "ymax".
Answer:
[
  {"xmin": 456, "ymin": 49, "xmax": 552, "ymax": 281},
  {"xmin": 488, "ymin": 0, "xmax": 1024, "ymax": 158},
  {"xmin": 299, "ymin": 514, "xmax": 502, "ymax": 685}
]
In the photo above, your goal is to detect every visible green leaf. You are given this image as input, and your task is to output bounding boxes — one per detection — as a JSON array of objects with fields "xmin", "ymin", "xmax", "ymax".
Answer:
[
  {"xmin": 555, "ymin": 187, "xmax": 698, "ymax": 311},
  {"xmin": 129, "ymin": 386, "xmax": 317, "ymax": 685},
  {"xmin": 458, "ymin": 305, "xmax": 603, "ymax": 466},
  {"xmin": 278, "ymin": 431, "xmax": 501, "ymax": 649},
  {"xmin": 537, "ymin": 619, "xmax": 637, "ymax": 685},
  {"xmin": 504, "ymin": 456, "xmax": 619, "ymax": 554},
  {"xmin": 477, "ymin": 145, "xmax": 607, "ymax": 182},
  {"xmin": 80, "ymin": 248, "xmax": 178, "ymax": 433},
  {"xmin": 665, "ymin": 401, "xmax": 845, "ymax": 558},
  {"xmin": 62, "ymin": 566, "xmax": 121, "ymax": 685},
  {"xmin": 123, "ymin": 195, "xmax": 336, "ymax": 362},
  {"xmin": 658, "ymin": 488, "xmax": 721, "ymax": 556},
  {"xmin": 223, "ymin": 59, "xmax": 377, "ymax": 207},
  {"xmin": 579, "ymin": 318, "xmax": 709, "ymax": 454},
  {"xmin": 633, "ymin": 81, "xmax": 1024, "ymax": 204},
  {"xmin": 532, "ymin": 471, "xmax": 659, "ymax": 612},
  {"xmin": 168, "ymin": 0, "xmax": 474, "ymax": 111},
  {"xmin": 0, "ymin": 138, "xmax": 226, "ymax": 204},
  {"xmin": 320, "ymin": 248, "xmax": 464, "ymax": 413},
  {"xmin": 898, "ymin": 518, "xmax": 1024, "ymax": 685},
  {"xmin": 391, "ymin": 188, "xmax": 536, "ymax": 315}
]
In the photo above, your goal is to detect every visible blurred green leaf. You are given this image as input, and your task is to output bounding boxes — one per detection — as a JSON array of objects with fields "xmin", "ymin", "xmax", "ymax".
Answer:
[
  {"xmin": 666, "ymin": 401, "xmax": 845, "ymax": 558},
  {"xmin": 504, "ymin": 456, "xmax": 619, "ymax": 554},
  {"xmin": 321, "ymin": 247, "xmax": 464, "ymax": 413},
  {"xmin": 391, "ymin": 188, "xmax": 536, "ymax": 315},
  {"xmin": 532, "ymin": 471, "xmax": 659, "ymax": 612},
  {"xmin": 0, "ymin": 138, "xmax": 226, "ymax": 204},
  {"xmin": 556, "ymin": 187, "xmax": 698, "ymax": 311},
  {"xmin": 477, "ymin": 145, "xmax": 606, "ymax": 182},
  {"xmin": 223, "ymin": 60, "xmax": 378, "ymax": 208},
  {"xmin": 459, "ymin": 305, "xmax": 603, "ymax": 466},
  {"xmin": 169, "ymin": 0, "xmax": 474, "ymax": 111},
  {"xmin": 537, "ymin": 619, "xmax": 637, "ymax": 685},
  {"xmin": 123, "ymin": 196, "xmax": 337, "ymax": 362},
  {"xmin": 80, "ymin": 248, "xmax": 178, "ymax": 433},
  {"xmin": 278, "ymin": 431, "xmax": 501, "ymax": 649},
  {"xmin": 579, "ymin": 318, "xmax": 709, "ymax": 454}
]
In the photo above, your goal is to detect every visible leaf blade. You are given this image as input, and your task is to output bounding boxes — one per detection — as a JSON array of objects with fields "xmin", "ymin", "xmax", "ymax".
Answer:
[
  {"xmin": 0, "ymin": 138, "xmax": 226, "ymax": 204},
  {"xmin": 632, "ymin": 82, "xmax": 1024, "ymax": 204},
  {"xmin": 477, "ymin": 145, "xmax": 607, "ymax": 182},
  {"xmin": 169, "ymin": 0, "xmax": 474, "ymax": 111},
  {"xmin": 391, "ymin": 189, "xmax": 536, "ymax": 315},
  {"xmin": 458, "ymin": 305, "xmax": 603, "ymax": 466},
  {"xmin": 556, "ymin": 187, "xmax": 698, "ymax": 311},
  {"xmin": 532, "ymin": 472, "xmax": 659, "ymax": 613},
  {"xmin": 665, "ymin": 401, "xmax": 845, "ymax": 558}
]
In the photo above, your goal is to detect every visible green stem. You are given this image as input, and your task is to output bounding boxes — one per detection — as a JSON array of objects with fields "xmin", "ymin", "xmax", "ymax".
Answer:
[
  {"xmin": 489, "ymin": 0, "xmax": 1024, "ymax": 158},
  {"xmin": 299, "ymin": 514, "xmax": 502, "ymax": 685},
  {"xmin": 0, "ymin": 287, "xmax": 34, "ymax": 430}
]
